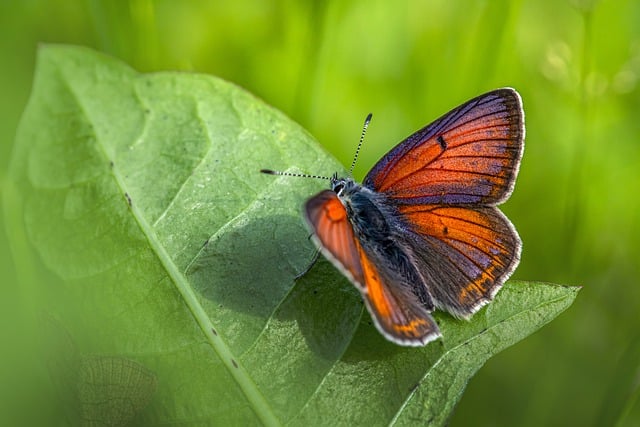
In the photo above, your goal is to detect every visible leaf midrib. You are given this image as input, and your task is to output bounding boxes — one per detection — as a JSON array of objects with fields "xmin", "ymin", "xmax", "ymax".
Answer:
[{"xmin": 60, "ymin": 66, "xmax": 281, "ymax": 426}]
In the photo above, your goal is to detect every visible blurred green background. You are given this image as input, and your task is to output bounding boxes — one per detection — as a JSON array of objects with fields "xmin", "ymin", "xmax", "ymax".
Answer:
[{"xmin": 1, "ymin": 0, "xmax": 638, "ymax": 425}]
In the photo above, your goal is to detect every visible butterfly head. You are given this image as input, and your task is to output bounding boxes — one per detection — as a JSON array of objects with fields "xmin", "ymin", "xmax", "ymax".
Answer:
[{"xmin": 330, "ymin": 174, "xmax": 352, "ymax": 196}]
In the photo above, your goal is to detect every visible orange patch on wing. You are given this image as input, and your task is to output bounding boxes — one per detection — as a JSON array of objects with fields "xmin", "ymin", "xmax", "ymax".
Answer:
[
  {"xmin": 323, "ymin": 196, "xmax": 347, "ymax": 222},
  {"xmin": 392, "ymin": 318, "xmax": 430, "ymax": 336},
  {"xmin": 458, "ymin": 272, "xmax": 492, "ymax": 303},
  {"xmin": 359, "ymin": 247, "xmax": 392, "ymax": 319}
]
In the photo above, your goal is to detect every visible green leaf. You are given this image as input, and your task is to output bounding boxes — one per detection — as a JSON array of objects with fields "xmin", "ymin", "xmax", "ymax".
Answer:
[{"xmin": 6, "ymin": 45, "xmax": 579, "ymax": 426}]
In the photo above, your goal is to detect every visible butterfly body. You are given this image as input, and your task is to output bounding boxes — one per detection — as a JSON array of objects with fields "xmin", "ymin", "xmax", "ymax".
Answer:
[{"xmin": 277, "ymin": 88, "xmax": 524, "ymax": 346}]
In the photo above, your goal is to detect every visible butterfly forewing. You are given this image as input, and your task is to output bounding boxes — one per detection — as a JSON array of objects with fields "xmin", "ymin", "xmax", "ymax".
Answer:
[
  {"xmin": 304, "ymin": 190, "xmax": 364, "ymax": 286},
  {"xmin": 364, "ymin": 88, "xmax": 524, "ymax": 206}
]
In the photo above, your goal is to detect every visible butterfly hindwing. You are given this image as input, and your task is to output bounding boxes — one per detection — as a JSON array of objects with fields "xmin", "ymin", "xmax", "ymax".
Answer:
[
  {"xmin": 397, "ymin": 204, "xmax": 521, "ymax": 318},
  {"xmin": 356, "ymin": 243, "xmax": 441, "ymax": 346},
  {"xmin": 364, "ymin": 88, "xmax": 524, "ymax": 206}
]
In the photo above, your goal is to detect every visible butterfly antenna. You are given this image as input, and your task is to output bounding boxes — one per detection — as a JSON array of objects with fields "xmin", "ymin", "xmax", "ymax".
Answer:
[
  {"xmin": 349, "ymin": 113, "xmax": 373, "ymax": 174},
  {"xmin": 260, "ymin": 169, "xmax": 331, "ymax": 181}
]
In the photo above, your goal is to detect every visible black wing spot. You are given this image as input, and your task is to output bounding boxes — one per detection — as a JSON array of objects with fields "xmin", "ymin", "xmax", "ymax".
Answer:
[
  {"xmin": 443, "ymin": 226, "xmax": 448, "ymax": 235},
  {"xmin": 437, "ymin": 135, "xmax": 447, "ymax": 150}
]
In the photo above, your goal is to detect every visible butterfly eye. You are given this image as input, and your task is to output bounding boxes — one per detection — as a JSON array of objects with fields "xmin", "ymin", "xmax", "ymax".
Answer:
[{"xmin": 333, "ymin": 182, "xmax": 344, "ymax": 194}]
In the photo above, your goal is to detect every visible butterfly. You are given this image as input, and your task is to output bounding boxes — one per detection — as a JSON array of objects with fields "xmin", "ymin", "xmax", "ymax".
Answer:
[{"xmin": 262, "ymin": 88, "xmax": 524, "ymax": 346}]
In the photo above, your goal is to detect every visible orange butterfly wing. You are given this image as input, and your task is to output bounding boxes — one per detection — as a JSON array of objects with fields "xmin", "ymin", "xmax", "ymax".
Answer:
[
  {"xmin": 305, "ymin": 190, "xmax": 364, "ymax": 286},
  {"xmin": 305, "ymin": 191, "xmax": 441, "ymax": 346},
  {"xmin": 362, "ymin": 88, "xmax": 524, "ymax": 318},
  {"xmin": 398, "ymin": 204, "xmax": 521, "ymax": 317},
  {"xmin": 357, "ymin": 242, "xmax": 441, "ymax": 346},
  {"xmin": 364, "ymin": 88, "xmax": 524, "ymax": 206}
]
